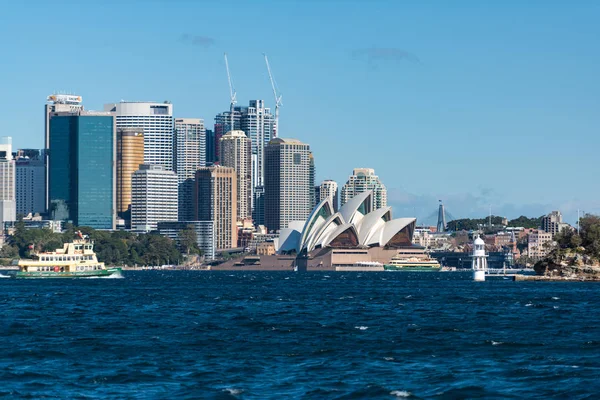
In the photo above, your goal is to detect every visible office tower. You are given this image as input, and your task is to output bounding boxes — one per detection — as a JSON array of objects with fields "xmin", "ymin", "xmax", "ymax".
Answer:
[
  {"xmin": 45, "ymin": 94, "xmax": 84, "ymax": 210},
  {"xmin": 205, "ymin": 129, "xmax": 216, "ymax": 165},
  {"xmin": 0, "ymin": 137, "xmax": 16, "ymax": 228},
  {"xmin": 131, "ymin": 164, "xmax": 178, "ymax": 232},
  {"xmin": 48, "ymin": 111, "xmax": 116, "ymax": 229},
  {"xmin": 214, "ymin": 109, "xmax": 242, "ymax": 162},
  {"xmin": 309, "ymin": 153, "xmax": 316, "ymax": 209},
  {"xmin": 15, "ymin": 149, "xmax": 45, "ymax": 216},
  {"xmin": 341, "ymin": 168, "xmax": 387, "ymax": 210},
  {"xmin": 220, "ymin": 130, "xmax": 251, "ymax": 221},
  {"xmin": 116, "ymin": 128, "xmax": 144, "ymax": 226},
  {"xmin": 319, "ymin": 180, "xmax": 339, "ymax": 211},
  {"xmin": 264, "ymin": 138, "xmax": 312, "ymax": 231},
  {"xmin": 174, "ymin": 118, "xmax": 206, "ymax": 221},
  {"xmin": 104, "ymin": 101, "xmax": 174, "ymax": 170},
  {"xmin": 194, "ymin": 166, "xmax": 237, "ymax": 249}
]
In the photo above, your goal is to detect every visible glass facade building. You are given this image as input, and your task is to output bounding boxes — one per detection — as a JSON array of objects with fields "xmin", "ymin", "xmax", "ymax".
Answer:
[{"xmin": 49, "ymin": 113, "xmax": 115, "ymax": 229}]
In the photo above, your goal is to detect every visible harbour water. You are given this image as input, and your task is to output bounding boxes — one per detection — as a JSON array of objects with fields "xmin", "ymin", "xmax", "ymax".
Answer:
[{"xmin": 1, "ymin": 271, "xmax": 599, "ymax": 399}]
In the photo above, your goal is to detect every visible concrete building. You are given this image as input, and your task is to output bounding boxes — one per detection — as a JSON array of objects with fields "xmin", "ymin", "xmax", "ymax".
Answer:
[
  {"xmin": 0, "ymin": 137, "xmax": 16, "ymax": 228},
  {"xmin": 105, "ymin": 101, "xmax": 174, "ymax": 171},
  {"xmin": 174, "ymin": 118, "xmax": 206, "ymax": 221},
  {"xmin": 220, "ymin": 130, "xmax": 252, "ymax": 221},
  {"xmin": 131, "ymin": 164, "xmax": 178, "ymax": 232},
  {"xmin": 15, "ymin": 150, "xmax": 45, "ymax": 216},
  {"xmin": 264, "ymin": 138, "xmax": 312, "ymax": 232},
  {"xmin": 157, "ymin": 221, "xmax": 216, "ymax": 261},
  {"xmin": 341, "ymin": 168, "xmax": 387, "ymax": 210},
  {"xmin": 48, "ymin": 111, "xmax": 116, "ymax": 229},
  {"xmin": 116, "ymin": 128, "xmax": 144, "ymax": 225},
  {"xmin": 194, "ymin": 166, "xmax": 237, "ymax": 249},
  {"xmin": 527, "ymin": 230, "xmax": 553, "ymax": 259},
  {"xmin": 541, "ymin": 211, "xmax": 570, "ymax": 237},
  {"xmin": 318, "ymin": 180, "xmax": 339, "ymax": 212}
]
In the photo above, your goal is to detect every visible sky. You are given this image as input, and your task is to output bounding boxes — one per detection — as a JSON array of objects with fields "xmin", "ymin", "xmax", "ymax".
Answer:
[{"xmin": 1, "ymin": 0, "xmax": 598, "ymax": 225}]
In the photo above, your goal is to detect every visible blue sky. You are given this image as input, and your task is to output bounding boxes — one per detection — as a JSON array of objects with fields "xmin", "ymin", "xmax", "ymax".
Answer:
[{"xmin": 1, "ymin": 0, "xmax": 598, "ymax": 224}]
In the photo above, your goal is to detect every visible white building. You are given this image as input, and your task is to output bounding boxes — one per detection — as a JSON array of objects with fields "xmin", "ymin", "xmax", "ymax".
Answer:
[
  {"xmin": 541, "ymin": 211, "xmax": 570, "ymax": 237},
  {"xmin": 105, "ymin": 101, "xmax": 174, "ymax": 171},
  {"xmin": 341, "ymin": 168, "xmax": 387, "ymax": 210},
  {"xmin": 174, "ymin": 118, "xmax": 206, "ymax": 221},
  {"xmin": 318, "ymin": 180, "xmax": 339, "ymax": 212},
  {"xmin": 220, "ymin": 130, "xmax": 252, "ymax": 221},
  {"xmin": 16, "ymin": 152, "xmax": 45, "ymax": 216},
  {"xmin": 527, "ymin": 230, "xmax": 553, "ymax": 259},
  {"xmin": 0, "ymin": 137, "xmax": 16, "ymax": 229},
  {"xmin": 131, "ymin": 164, "xmax": 178, "ymax": 232},
  {"xmin": 264, "ymin": 138, "xmax": 312, "ymax": 231},
  {"xmin": 157, "ymin": 221, "xmax": 216, "ymax": 261}
]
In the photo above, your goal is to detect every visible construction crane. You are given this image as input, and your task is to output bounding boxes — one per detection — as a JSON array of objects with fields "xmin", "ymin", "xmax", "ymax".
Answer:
[
  {"xmin": 224, "ymin": 53, "xmax": 237, "ymax": 131},
  {"xmin": 264, "ymin": 53, "xmax": 282, "ymax": 138}
]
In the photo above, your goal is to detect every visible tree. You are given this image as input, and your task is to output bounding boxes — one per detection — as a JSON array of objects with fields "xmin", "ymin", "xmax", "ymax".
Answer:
[
  {"xmin": 508, "ymin": 216, "xmax": 544, "ymax": 229},
  {"xmin": 178, "ymin": 226, "xmax": 200, "ymax": 256}
]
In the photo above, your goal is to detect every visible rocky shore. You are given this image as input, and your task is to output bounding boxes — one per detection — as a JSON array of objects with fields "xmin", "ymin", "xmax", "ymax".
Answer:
[{"xmin": 532, "ymin": 249, "xmax": 600, "ymax": 281}]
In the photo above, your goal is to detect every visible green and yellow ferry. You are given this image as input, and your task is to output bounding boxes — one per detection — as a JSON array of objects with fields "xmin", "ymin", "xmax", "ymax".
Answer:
[
  {"xmin": 384, "ymin": 252, "xmax": 442, "ymax": 272},
  {"xmin": 16, "ymin": 234, "xmax": 122, "ymax": 279}
]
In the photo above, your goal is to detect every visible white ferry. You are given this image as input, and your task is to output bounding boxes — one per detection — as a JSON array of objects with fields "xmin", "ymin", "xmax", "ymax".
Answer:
[{"xmin": 15, "ymin": 232, "xmax": 122, "ymax": 279}]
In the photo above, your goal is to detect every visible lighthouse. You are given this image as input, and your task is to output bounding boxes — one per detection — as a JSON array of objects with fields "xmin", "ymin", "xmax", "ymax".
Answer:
[{"xmin": 472, "ymin": 235, "xmax": 488, "ymax": 281}]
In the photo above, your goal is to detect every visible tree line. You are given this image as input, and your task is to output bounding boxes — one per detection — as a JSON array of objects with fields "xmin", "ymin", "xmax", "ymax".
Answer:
[
  {"xmin": 446, "ymin": 215, "xmax": 544, "ymax": 232},
  {"xmin": 0, "ymin": 220, "xmax": 201, "ymax": 267}
]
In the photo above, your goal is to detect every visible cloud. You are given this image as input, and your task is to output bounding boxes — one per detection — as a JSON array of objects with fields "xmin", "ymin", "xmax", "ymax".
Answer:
[
  {"xmin": 179, "ymin": 34, "xmax": 215, "ymax": 47},
  {"xmin": 352, "ymin": 47, "xmax": 420, "ymax": 65}
]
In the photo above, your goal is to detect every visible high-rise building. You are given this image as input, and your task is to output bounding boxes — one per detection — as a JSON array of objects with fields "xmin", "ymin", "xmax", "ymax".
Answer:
[
  {"xmin": 215, "ymin": 101, "xmax": 275, "ymax": 213},
  {"xmin": 45, "ymin": 94, "xmax": 84, "ymax": 210},
  {"xmin": 48, "ymin": 111, "xmax": 116, "ymax": 229},
  {"xmin": 214, "ymin": 109, "xmax": 242, "ymax": 162},
  {"xmin": 0, "ymin": 137, "xmax": 16, "ymax": 228},
  {"xmin": 116, "ymin": 128, "xmax": 144, "ymax": 226},
  {"xmin": 131, "ymin": 164, "xmax": 178, "ymax": 232},
  {"xmin": 309, "ymin": 153, "xmax": 316, "ymax": 210},
  {"xmin": 341, "ymin": 168, "xmax": 387, "ymax": 210},
  {"xmin": 194, "ymin": 166, "xmax": 237, "ymax": 249},
  {"xmin": 264, "ymin": 138, "xmax": 312, "ymax": 232},
  {"xmin": 220, "ymin": 130, "xmax": 252, "ymax": 221},
  {"xmin": 541, "ymin": 211, "xmax": 570, "ymax": 237},
  {"xmin": 318, "ymin": 180, "xmax": 339, "ymax": 211},
  {"xmin": 15, "ymin": 150, "xmax": 45, "ymax": 216},
  {"xmin": 174, "ymin": 118, "xmax": 206, "ymax": 221},
  {"xmin": 205, "ymin": 129, "xmax": 216, "ymax": 165},
  {"xmin": 104, "ymin": 101, "xmax": 174, "ymax": 170}
]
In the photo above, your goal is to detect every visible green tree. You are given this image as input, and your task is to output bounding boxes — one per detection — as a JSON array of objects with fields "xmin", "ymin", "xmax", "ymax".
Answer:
[{"xmin": 178, "ymin": 226, "xmax": 200, "ymax": 256}]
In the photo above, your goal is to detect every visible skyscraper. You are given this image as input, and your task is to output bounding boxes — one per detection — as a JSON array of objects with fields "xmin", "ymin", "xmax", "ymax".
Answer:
[
  {"xmin": 309, "ymin": 153, "xmax": 316, "ymax": 210},
  {"xmin": 318, "ymin": 180, "xmax": 339, "ymax": 211},
  {"xmin": 220, "ymin": 130, "xmax": 252, "ymax": 221},
  {"xmin": 131, "ymin": 164, "xmax": 178, "ymax": 232},
  {"xmin": 45, "ymin": 94, "xmax": 84, "ymax": 210},
  {"xmin": 0, "ymin": 137, "xmax": 16, "ymax": 228},
  {"xmin": 48, "ymin": 111, "xmax": 116, "ymax": 229},
  {"xmin": 174, "ymin": 118, "xmax": 206, "ymax": 221},
  {"xmin": 116, "ymin": 128, "xmax": 144, "ymax": 225},
  {"xmin": 15, "ymin": 150, "xmax": 45, "ymax": 216},
  {"xmin": 341, "ymin": 168, "xmax": 387, "ymax": 210},
  {"xmin": 215, "ymin": 100, "xmax": 275, "ymax": 222},
  {"xmin": 104, "ymin": 101, "xmax": 174, "ymax": 170},
  {"xmin": 264, "ymin": 138, "xmax": 312, "ymax": 232},
  {"xmin": 194, "ymin": 166, "xmax": 237, "ymax": 249},
  {"xmin": 205, "ymin": 129, "xmax": 216, "ymax": 165}
]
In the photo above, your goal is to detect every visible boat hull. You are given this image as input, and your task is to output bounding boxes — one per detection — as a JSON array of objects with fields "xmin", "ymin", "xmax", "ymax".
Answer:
[
  {"xmin": 15, "ymin": 268, "xmax": 123, "ymax": 279},
  {"xmin": 384, "ymin": 265, "xmax": 441, "ymax": 272}
]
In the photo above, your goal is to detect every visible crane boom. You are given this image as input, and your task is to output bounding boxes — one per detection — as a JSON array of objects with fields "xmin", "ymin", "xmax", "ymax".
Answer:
[
  {"xmin": 224, "ymin": 53, "xmax": 237, "ymax": 131},
  {"xmin": 264, "ymin": 54, "xmax": 282, "ymax": 138}
]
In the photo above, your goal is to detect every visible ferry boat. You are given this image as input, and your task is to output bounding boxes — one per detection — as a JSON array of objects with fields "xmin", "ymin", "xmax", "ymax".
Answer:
[
  {"xmin": 384, "ymin": 255, "xmax": 441, "ymax": 272},
  {"xmin": 15, "ymin": 232, "xmax": 122, "ymax": 279}
]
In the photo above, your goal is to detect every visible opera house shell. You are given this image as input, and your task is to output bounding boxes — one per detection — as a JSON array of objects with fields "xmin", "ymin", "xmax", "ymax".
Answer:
[{"xmin": 276, "ymin": 191, "xmax": 416, "ymax": 257}]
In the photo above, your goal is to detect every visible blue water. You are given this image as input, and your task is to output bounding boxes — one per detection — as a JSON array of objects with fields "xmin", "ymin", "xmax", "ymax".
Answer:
[{"xmin": 1, "ymin": 271, "xmax": 600, "ymax": 399}]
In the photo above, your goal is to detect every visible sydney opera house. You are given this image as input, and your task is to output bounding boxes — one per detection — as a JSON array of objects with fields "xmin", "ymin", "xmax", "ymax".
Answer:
[{"xmin": 215, "ymin": 190, "xmax": 420, "ymax": 271}]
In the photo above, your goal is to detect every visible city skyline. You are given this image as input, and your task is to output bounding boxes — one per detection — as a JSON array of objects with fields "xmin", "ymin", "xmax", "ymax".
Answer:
[{"xmin": 2, "ymin": 1, "xmax": 599, "ymax": 223}]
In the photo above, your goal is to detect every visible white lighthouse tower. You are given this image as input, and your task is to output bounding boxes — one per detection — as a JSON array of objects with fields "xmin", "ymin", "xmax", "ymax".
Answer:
[{"xmin": 472, "ymin": 235, "xmax": 488, "ymax": 281}]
